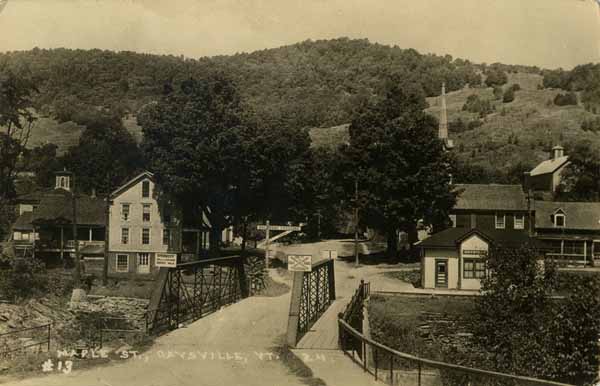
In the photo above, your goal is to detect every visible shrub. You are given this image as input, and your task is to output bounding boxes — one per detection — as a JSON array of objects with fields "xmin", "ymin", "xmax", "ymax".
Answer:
[
  {"xmin": 0, "ymin": 257, "xmax": 48, "ymax": 301},
  {"xmin": 493, "ymin": 86, "xmax": 503, "ymax": 100},
  {"xmin": 462, "ymin": 95, "xmax": 494, "ymax": 117},
  {"xmin": 553, "ymin": 92, "xmax": 578, "ymax": 106},
  {"xmin": 511, "ymin": 83, "xmax": 521, "ymax": 91},
  {"xmin": 502, "ymin": 88, "xmax": 515, "ymax": 103}
]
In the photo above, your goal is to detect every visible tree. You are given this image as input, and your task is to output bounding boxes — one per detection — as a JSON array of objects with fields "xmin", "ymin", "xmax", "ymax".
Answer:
[
  {"xmin": 484, "ymin": 68, "xmax": 508, "ymax": 87},
  {"xmin": 553, "ymin": 92, "xmax": 578, "ymax": 106},
  {"xmin": 476, "ymin": 245, "xmax": 600, "ymax": 384},
  {"xmin": 21, "ymin": 143, "xmax": 63, "ymax": 188},
  {"xmin": 0, "ymin": 67, "xmax": 38, "ymax": 238},
  {"xmin": 556, "ymin": 142, "xmax": 600, "ymax": 201},
  {"xmin": 340, "ymin": 79, "xmax": 456, "ymax": 258},
  {"xmin": 62, "ymin": 109, "xmax": 142, "ymax": 195}
]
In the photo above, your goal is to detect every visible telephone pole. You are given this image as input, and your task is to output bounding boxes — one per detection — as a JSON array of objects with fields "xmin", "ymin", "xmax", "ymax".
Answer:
[
  {"xmin": 354, "ymin": 178, "xmax": 359, "ymax": 267},
  {"xmin": 71, "ymin": 175, "xmax": 81, "ymax": 289}
]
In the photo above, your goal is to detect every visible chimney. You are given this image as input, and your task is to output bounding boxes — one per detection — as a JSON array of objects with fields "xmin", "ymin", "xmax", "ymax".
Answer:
[{"xmin": 552, "ymin": 145, "xmax": 564, "ymax": 160}]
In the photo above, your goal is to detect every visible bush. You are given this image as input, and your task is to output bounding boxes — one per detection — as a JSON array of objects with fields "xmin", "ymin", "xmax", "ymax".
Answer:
[
  {"xmin": 462, "ymin": 95, "xmax": 494, "ymax": 117},
  {"xmin": 0, "ymin": 257, "xmax": 48, "ymax": 301},
  {"xmin": 493, "ymin": 86, "xmax": 503, "ymax": 100},
  {"xmin": 553, "ymin": 92, "xmax": 578, "ymax": 106},
  {"xmin": 502, "ymin": 88, "xmax": 515, "ymax": 103},
  {"xmin": 511, "ymin": 83, "xmax": 521, "ymax": 91},
  {"xmin": 484, "ymin": 68, "xmax": 508, "ymax": 87}
]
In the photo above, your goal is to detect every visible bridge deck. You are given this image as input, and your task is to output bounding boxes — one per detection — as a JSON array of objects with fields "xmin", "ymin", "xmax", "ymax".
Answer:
[{"xmin": 296, "ymin": 299, "xmax": 347, "ymax": 349}]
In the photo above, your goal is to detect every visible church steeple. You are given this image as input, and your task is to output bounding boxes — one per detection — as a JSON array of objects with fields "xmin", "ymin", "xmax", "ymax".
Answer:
[
  {"xmin": 439, "ymin": 82, "xmax": 448, "ymax": 141},
  {"xmin": 439, "ymin": 82, "xmax": 453, "ymax": 150}
]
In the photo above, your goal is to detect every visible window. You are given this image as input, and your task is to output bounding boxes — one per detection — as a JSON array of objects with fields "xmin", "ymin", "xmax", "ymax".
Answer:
[
  {"xmin": 554, "ymin": 213, "xmax": 565, "ymax": 227},
  {"xmin": 449, "ymin": 214, "xmax": 457, "ymax": 228},
  {"xmin": 121, "ymin": 228, "xmax": 129, "ymax": 244},
  {"xmin": 13, "ymin": 231, "xmax": 22, "ymax": 241},
  {"xmin": 514, "ymin": 214, "xmax": 525, "ymax": 230},
  {"xmin": 463, "ymin": 259, "xmax": 486, "ymax": 279},
  {"xmin": 142, "ymin": 180, "xmax": 150, "ymax": 198},
  {"xmin": 142, "ymin": 204, "xmax": 151, "ymax": 222},
  {"xmin": 116, "ymin": 254, "xmax": 129, "ymax": 272},
  {"xmin": 142, "ymin": 228, "xmax": 150, "ymax": 245},
  {"xmin": 495, "ymin": 213, "xmax": 505, "ymax": 229},
  {"xmin": 563, "ymin": 240, "xmax": 584, "ymax": 255},
  {"xmin": 163, "ymin": 228, "xmax": 171, "ymax": 246},
  {"xmin": 121, "ymin": 203, "xmax": 130, "ymax": 221}
]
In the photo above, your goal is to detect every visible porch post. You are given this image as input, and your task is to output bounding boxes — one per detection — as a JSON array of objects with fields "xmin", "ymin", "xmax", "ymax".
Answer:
[
  {"xmin": 88, "ymin": 227, "xmax": 92, "ymax": 242},
  {"xmin": 32, "ymin": 225, "xmax": 36, "ymax": 259},
  {"xmin": 584, "ymin": 240, "xmax": 587, "ymax": 266},
  {"xmin": 60, "ymin": 227, "xmax": 64, "ymax": 260},
  {"xmin": 195, "ymin": 231, "xmax": 200, "ymax": 257}
]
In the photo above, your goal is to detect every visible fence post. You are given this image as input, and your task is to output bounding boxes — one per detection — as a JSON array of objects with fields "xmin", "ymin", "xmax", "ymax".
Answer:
[
  {"xmin": 362, "ymin": 340, "xmax": 367, "ymax": 372},
  {"xmin": 47, "ymin": 324, "xmax": 51, "ymax": 352},
  {"xmin": 328, "ymin": 260, "xmax": 336, "ymax": 301},
  {"xmin": 418, "ymin": 361, "xmax": 422, "ymax": 386},
  {"xmin": 237, "ymin": 255, "xmax": 249, "ymax": 299}
]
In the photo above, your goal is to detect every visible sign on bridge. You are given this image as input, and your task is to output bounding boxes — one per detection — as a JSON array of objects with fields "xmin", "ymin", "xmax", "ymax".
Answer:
[
  {"xmin": 288, "ymin": 255, "xmax": 312, "ymax": 272},
  {"xmin": 156, "ymin": 253, "xmax": 177, "ymax": 268},
  {"xmin": 257, "ymin": 224, "xmax": 301, "ymax": 231}
]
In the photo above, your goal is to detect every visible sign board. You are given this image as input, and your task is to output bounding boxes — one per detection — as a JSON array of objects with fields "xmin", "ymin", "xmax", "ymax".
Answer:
[
  {"xmin": 288, "ymin": 255, "xmax": 312, "ymax": 272},
  {"xmin": 257, "ymin": 224, "xmax": 301, "ymax": 231},
  {"xmin": 156, "ymin": 253, "xmax": 177, "ymax": 268},
  {"xmin": 321, "ymin": 250, "xmax": 338, "ymax": 260}
]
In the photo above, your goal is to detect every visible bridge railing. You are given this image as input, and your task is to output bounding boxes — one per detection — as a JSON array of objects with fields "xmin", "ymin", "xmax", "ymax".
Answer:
[
  {"xmin": 286, "ymin": 258, "xmax": 336, "ymax": 347},
  {"xmin": 337, "ymin": 283, "xmax": 575, "ymax": 386},
  {"xmin": 146, "ymin": 255, "xmax": 249, "ymax": 335}
]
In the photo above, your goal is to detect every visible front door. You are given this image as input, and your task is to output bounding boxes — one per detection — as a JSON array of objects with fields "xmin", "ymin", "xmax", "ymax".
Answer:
[
  {"xmin": 137, "ymin": 253, "xmax": 150, "ymax": 274},
  {"xmin": 435, "ymin": 260, "xmax": 448, "ymax": 288}
]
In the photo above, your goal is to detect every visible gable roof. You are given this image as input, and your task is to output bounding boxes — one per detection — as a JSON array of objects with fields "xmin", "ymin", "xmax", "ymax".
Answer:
[
  {"xmin": 418, "ymin": 227, "xmax": 535, "ymax": 249},
  {"xmin": 110, "ymin": 171, "xmax": 154, "ymax": 199},
  {"xmin": 529, "ymin": 156, "xmax": 569, "ymax": 176},
  {"xmin": 453, "ymin": 184, "xmax": 528, "ymax": 211},
  {"xmin": 31, "ymin": 193, "xmax": 105, "ymax": 226},
  {"xmin": 534, "ymin": 201, "xmax": 600, "ymax": 231}
]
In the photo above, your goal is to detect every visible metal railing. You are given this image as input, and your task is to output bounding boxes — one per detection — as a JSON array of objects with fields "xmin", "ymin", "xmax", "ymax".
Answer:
[
  {"xmin": 146, "ymin": 255, "xmax": 249, "ymax": 335},
  {"xmin": 296, "ymin": 258, "xmax": 336, "ymax": 340},
  {"xmin": 0, "ymin": 323, "xmax": 51, "ymax": 358},
  {"xmin": 337, "ymin": 283, "xmax": 574, "ymax": 386}
]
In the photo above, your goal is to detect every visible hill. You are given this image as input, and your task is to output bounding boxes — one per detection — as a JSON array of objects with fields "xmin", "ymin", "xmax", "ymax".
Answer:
[{"xmin": 2, "ymin": 38, "xmax": 598, "ymax": 182}]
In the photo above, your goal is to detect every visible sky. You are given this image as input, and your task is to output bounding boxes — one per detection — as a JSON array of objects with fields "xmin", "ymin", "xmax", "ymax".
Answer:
[{"xmin": 0, "ymin": 0, "xmax": 599, "ymax": 69}]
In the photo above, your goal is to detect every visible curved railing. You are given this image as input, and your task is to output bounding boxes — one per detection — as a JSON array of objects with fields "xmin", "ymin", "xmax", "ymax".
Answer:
[{"xmin": 337, "ymin": 282, "xmax": 574, "ymax": 386}]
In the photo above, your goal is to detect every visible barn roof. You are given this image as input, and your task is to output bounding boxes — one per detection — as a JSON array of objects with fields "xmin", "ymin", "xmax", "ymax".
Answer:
[
  {"xmin": 453, "ymin": 184, "xmax": 528, "ymax": 211},
  {"xmin": 534, "ymin": 201, "xmax": 600, "ymax": 231},
  {"xmin": 31, "ymin": 193, "xmax": 105, "ymax": 226},
  {"xmin": 529, "ymin": 156, "xmax": 569, "ymax": 176}
]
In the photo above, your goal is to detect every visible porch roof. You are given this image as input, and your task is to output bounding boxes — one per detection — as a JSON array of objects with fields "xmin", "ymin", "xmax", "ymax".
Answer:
[{"xmin": 31, "ymin": 194, "xmax": 105, "ymax": 226}]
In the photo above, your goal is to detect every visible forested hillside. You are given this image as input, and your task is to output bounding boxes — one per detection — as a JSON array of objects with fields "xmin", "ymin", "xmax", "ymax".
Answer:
[{"xmin": 1, "ymin": 38, "xmax": 598, "ymax": 183}]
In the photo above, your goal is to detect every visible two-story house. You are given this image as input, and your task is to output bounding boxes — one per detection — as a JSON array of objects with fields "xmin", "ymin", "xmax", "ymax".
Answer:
[
  {"xmin": 108, "ymin": 171, "xmax": 212, "ymax": 277},
  {"xmin": 418, "ymin": 184, "xmax": 534, "ymax": 290},
  {"xmin": 534, "ymin": 201, "xmax": 600, "ymax": 266}
]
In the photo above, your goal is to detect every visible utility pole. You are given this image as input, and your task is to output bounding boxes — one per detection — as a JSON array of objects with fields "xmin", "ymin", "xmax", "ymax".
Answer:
[
  {"xmin": 265, "ymin": 219, "xmax": 270, "ymax": 269},
  {"xmin": 316, "ymin": 209, "xmax": 322, "ymax": 240},
  {"xmin": 102, "ymin": 196, "xmax": 111, "ymax": 286},
  {"xmin": 71, "ymin": 175, "xmax": 81, "ymax": 289},
  {"xmin": 354, "ymin": 177, "xmax": 359, "ymax": 267}
]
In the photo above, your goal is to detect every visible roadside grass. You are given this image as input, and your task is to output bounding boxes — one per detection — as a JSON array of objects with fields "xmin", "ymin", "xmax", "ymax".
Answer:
[
  {"xmin": 383, "ymin": 269, "xmax": 421, "ymax": 288},
  {"xmin": 368, "ymin": 294, "xmax": 475, "ymax": 362}
]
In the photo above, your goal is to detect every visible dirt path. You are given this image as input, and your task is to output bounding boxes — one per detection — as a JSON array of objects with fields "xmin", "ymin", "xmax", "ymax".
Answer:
[{"xmin": 1, "ymin": 240, "xmax": 408, "ymax": 386}]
